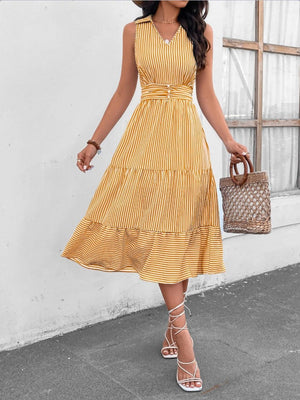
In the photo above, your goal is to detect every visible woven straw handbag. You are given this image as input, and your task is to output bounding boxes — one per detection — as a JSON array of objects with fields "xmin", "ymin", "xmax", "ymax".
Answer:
[{"xmin": 219, "ymin": 154, "xmax": 271, "ymax": 234}]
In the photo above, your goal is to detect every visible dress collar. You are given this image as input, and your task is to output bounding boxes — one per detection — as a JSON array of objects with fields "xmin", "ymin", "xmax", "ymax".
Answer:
[{"xmin": 135, "ymin": 14, "xmax": 152, "ymax": 24}]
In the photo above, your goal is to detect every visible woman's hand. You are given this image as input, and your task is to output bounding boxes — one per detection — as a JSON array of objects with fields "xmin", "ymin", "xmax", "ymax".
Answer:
[
  {"xmin": 224, "ymin": 138, "xmax": 250, "ymax": 163},
  {"xmin": 76, "ymin": 144, "xmax": 97, "ymax": 173}
]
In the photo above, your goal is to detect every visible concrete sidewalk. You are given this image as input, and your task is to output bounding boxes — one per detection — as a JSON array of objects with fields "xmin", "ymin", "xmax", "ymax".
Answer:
[{"xmin": 1, "ymin": 264, "xmax": 299, "ymax": 400}]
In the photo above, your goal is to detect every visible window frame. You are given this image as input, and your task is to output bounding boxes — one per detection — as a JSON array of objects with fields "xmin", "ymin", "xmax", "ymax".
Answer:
[{"xmin": 222, "ymin": 0, "xmax": 300, "ymax": 171}]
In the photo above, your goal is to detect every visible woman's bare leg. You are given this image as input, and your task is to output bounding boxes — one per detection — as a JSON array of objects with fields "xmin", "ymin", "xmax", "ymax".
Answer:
[
  {"xmin": 161, "ymin": 281, "xmax": 183, "ymax": 357},
  {"xmin": 159, "ymin": 281, "xmax": 202, "ymax": 389},
  {"xmin": 182, "ymin": 279, "xmax": 188, "ymax": 295},
  {"xmin": 161, "ymin": 279, "xmax": 189, "ymax": 357}
]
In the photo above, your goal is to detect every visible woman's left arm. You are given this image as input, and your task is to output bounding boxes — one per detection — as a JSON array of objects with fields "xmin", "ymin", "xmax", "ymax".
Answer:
[{"xmin": 195, "ymin": 23, "xmax": 249, "ymax": 161}]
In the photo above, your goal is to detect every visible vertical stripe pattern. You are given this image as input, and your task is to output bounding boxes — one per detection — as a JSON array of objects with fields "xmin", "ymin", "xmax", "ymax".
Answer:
[{"xmin": 61, "ymin": 14, "xmax": 226, "ymax": 283}]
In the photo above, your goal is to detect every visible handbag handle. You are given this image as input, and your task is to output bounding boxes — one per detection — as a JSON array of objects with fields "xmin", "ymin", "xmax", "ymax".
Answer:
[{"xmin": 230, "ymin": 153, "xmax": 254, "ymax": 186}]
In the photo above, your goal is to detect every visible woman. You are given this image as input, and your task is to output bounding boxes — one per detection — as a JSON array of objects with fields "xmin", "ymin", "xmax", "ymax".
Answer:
[{"xmin": 61, "ymin": 0, "xmax": 249, "ymax": 392}]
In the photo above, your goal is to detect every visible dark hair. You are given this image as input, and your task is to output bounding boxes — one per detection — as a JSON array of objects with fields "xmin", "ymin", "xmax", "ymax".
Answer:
[{"xmin": 134, "ymin": 1, "xmax": 211, "ymax": 71}]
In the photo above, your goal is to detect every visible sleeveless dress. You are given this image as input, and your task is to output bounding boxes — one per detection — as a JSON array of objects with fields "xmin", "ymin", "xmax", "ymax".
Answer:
[{"xmin": 61, "ymin": 14, "xmax": 226, "ymax": 284}]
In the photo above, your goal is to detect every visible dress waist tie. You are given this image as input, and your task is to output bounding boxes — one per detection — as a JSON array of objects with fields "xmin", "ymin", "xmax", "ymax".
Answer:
[{"xmin": 141, "ymin": 82, "xmax": 193, "ymax": 101}]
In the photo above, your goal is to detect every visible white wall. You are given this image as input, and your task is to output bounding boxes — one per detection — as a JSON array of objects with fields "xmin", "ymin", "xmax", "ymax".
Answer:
[{"xmin": 1, "ymin": 1, "xmax": 299, "ymax": 351}]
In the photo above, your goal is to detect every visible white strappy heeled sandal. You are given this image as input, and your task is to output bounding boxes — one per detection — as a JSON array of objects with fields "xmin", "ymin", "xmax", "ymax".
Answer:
[
  {"xmin": 161, "ymin": 291, "xmax": 192, "ymax": 359},
  {"xmin": 169, "ymin": 300, "xmax": 203, "ymax": 392}
]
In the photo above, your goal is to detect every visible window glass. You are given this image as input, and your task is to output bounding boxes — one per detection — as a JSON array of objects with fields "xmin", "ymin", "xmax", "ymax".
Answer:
[
  {"xmin": 222, "ymin": 0, "xmax": 255, "ymax": 41},
  {"xmin": 263, "ymin": 53, "xmax": 299, "ymax": 119},
  {"xmin": 222, "ymin": 47, "xmax": 256, "ymax": 119},
  {"xmin": 264, "ymin": 0, "xmax": 300, "ymax": 47},
  {"xmin": 261, "ymin": 127, "xmax": 300, "ymax": 192}
]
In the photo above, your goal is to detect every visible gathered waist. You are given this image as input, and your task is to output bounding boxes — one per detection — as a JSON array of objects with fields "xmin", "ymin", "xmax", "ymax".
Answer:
[{"xmin": 141, "ymin": 82, "xmax": 193, "ymax": 101}]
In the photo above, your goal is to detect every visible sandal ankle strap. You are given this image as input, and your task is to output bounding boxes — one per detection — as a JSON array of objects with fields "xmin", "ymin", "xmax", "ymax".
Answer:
[
  {"xmin": 167, "ymin": 298, "xmax": 191, "ymax": 336},
  {"xmin": 167, "ymin": 294, "xmax": 192, "ymax": 317},
  {"xmin": 184, "ymin": 301, "xmax": 192, "ymax": 317},
  {"xmin": 183, "ymin": 291, "xmax": 192, "ymax": 317},
  {"xmin": 168, "ymin": 305, "xmax": 188, "ymax": 336},
  {"xmin": 168, "ymin": 300, "xmax": 185, "ymax": 315},
  {"xmin": 172, "ymin": 320, "xmax": 188, "ymax": 336}
]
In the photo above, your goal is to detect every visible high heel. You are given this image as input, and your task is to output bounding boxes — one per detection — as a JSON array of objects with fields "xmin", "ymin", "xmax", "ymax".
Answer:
[
  {"xmin": 160, "ymin": 291, "xmax": 191, "ymax": 359},
  {"xmin": 170, "ymin": 300, "xmax": 203, "ymax": 392}
]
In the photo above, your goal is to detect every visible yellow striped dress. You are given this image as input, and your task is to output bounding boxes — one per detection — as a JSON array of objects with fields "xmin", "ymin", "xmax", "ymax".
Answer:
[{"xmin": 61, "ymin": 14, "xmax": 226, "ymax": 283}]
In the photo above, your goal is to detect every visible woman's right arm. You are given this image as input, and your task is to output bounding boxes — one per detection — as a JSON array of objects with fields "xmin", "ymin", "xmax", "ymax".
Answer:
[{"xmin": 77, "ymin": 21, "xmax": 138, "ymax": 173}]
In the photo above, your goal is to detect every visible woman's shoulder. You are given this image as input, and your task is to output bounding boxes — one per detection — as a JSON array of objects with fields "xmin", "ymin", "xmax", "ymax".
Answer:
[
  {"xmin": 204, "ymin": 23, "xmax": 213, "ymax": 36},
  {"xmin": 123, "ymin": 14, "xmax": 151, "ymax": 35},
  {"xmin": 123, "ymin": 21, "xmax": 136, "ymax": 35}
]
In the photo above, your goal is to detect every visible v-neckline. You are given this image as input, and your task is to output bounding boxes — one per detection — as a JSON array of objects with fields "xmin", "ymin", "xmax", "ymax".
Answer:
[{"xmin": 149, "ymin": 14, "xmax": 182, "ymax": 46}]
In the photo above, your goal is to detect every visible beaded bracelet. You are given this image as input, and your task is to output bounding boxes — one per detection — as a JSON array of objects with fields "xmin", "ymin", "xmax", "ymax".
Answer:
[{"xmin": 87, "ymin": 140, "xmax": 102, "ymax": 155}]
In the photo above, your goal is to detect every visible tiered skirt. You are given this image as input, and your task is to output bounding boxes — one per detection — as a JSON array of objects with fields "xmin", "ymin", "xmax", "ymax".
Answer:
[{"xmin": 61, "ymin": 98, "xmax": 226, "ymax": 283}]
